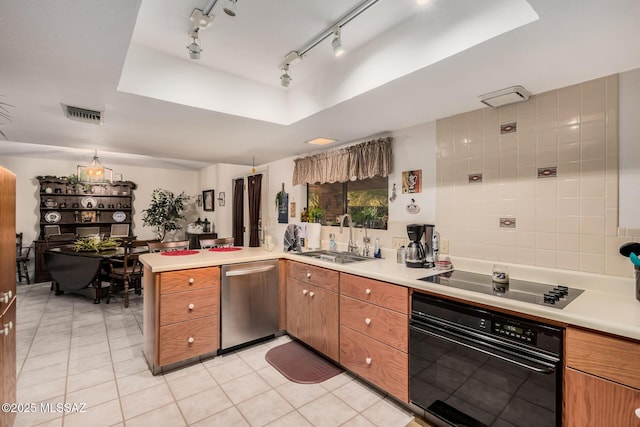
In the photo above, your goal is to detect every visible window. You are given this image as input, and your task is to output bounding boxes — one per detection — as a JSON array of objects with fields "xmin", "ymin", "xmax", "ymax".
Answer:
[{"xmin": 307, "ymin": 176, "xmax": 388, "ymax": 229}]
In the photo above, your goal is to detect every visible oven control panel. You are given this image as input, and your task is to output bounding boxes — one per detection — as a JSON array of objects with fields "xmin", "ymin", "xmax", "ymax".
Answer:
[{"xmin": 492, "ymin": 320, "xmax": 537, "ymax": 345}]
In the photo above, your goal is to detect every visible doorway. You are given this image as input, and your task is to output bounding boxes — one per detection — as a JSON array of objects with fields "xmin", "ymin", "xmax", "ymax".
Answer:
[{"xmin": 232, "ymin": 170, "xmax": 269, "ymax": 247}]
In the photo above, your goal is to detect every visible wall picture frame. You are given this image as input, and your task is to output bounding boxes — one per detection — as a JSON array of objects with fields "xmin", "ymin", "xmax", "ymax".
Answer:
[
  {"xmin": 402, "ymin": 169, "xmax": 422, "ymax": 194},
  {"xmin": 202, "ymin": 189, "xmax": 215, "ymax": 211}
]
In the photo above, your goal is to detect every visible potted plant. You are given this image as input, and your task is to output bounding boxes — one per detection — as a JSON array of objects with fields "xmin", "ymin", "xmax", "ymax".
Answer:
[
  {"xmin": 0, "ymin": 96, "xmax": 12, "ymax": 140},
  {"xmin": 309, "ymin": 206, "xmax": 324, "ymax": 223},
  {"xmin": 362, "ymin": 206, "xmax": 379, "ymax": 228},
  {"xmin": 142, "ymin": 188, "xmax": 190, "ymax": 241}
]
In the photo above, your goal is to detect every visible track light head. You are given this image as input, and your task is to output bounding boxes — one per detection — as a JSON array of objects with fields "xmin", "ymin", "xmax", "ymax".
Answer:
[
  {"xmin": 280, "ymin": 64, "xmax": 292, "ymax": 87},
  {"xmin": 190, "ymin": 8, "xmax": 215, "ymax": 29},
  {"xmin": 332, "ymin": 27, "xmax": 345, "ymax": 57},
  {"xmin": 223, "ymin": 0, "xmax": 238, "ymax": 17},
  {"xmin": 187, "ymin": 31, "xmax": 202, "ymax": 60}
]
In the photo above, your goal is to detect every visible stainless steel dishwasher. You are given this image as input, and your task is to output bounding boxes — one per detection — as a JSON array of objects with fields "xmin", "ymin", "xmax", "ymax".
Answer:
[{"xmin": 220, "ymin": 260, "xmax": 279, "ymax": 352}]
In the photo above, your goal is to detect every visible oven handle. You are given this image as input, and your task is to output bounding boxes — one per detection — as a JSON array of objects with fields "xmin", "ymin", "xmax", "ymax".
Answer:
[{"xmin": 410, "ymin": 323, "xmax": 557, "ymax": 375}]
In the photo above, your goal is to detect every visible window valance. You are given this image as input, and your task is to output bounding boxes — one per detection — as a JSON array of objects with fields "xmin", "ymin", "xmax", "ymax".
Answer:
[{"xmin": 292, "ymin": 137, "xmax": 392, "ymax": 186}]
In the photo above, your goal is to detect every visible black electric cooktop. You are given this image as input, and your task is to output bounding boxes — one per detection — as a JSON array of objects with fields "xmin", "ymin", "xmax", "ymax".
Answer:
[{"xmin": 418, "ymin": 270, "xmax": 584, "ymax": 309}]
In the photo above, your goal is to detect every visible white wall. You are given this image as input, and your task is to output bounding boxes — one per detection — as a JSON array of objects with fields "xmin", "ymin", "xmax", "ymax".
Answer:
[
  {"xmin": 619, "ymin": 68, "xmax": 640, "ymax": 229},
  {"xmin": 0, "ymin": 155, "xmax": 199, "ymax": 245},
  {"xmin": 387, "ymin": 121, "xmax": 437, "ymax": 224}
]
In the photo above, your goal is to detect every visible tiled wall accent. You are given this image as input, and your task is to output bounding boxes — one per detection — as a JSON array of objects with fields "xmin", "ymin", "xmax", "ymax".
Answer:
[{"xmin": 436, "ymin": 75, "xmax": 633, "ymax": 277}]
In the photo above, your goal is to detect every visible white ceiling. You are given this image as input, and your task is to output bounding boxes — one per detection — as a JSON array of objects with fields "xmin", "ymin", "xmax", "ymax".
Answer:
[{"xmin": 1, "ymin": 0, "xmax": 640, "ymax": 170}]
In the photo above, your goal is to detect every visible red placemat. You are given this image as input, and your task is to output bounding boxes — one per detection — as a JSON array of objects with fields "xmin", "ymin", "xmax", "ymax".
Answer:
[
  {"xmin": 161, "ymin": 250, "xmax": 199, "ymax": 256},
  {"xmin": 209, "ymin": 247, "xmax": 242, "ymax": 252}
]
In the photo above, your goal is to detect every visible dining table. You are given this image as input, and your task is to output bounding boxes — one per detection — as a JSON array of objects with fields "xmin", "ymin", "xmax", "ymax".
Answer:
[{"xmin": 44, "ymin": 245, "xmax": 146, "ymax": 303}]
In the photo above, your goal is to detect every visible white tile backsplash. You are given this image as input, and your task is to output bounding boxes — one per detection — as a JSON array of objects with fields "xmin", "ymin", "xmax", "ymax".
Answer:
[{"xmin": 436, "ymin": 75, "xmax": 629, "ymax": 277}]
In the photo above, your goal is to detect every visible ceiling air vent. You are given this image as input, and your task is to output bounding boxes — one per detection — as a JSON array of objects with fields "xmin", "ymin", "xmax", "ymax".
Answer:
[
  {"xmin": 61, "ymin": 104, "xmax": 104, "ymax": 125},
  {"xmin": 479, "ymin": 86, "xmax": 531, "ymax": 108}
]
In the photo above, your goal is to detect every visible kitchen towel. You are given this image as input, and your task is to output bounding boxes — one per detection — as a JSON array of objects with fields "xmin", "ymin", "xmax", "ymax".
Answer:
[{"xmin": 284, "ymin": 224, "xmax": 302, "ymax": 252}]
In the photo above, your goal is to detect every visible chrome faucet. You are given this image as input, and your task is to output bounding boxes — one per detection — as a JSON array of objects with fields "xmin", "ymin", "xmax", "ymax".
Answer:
[{"xmin": 339, "ymin": 214, "xmax": 359, "ymax": 254}]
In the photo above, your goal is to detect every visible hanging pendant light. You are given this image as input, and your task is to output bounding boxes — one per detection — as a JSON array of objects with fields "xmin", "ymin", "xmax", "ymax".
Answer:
[
  {"xmin": 85, "ymin": 150, "xmax": 105, "ymax": 182},
  {"xmin": 251, "ymin": 156, "xmax": 256, "ymax": 174},
  {"xmin": 78, "ymin": 150, "xmax": 113, "ymax": 183}
]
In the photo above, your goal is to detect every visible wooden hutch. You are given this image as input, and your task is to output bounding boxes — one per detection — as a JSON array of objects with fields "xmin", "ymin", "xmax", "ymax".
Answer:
[{"xmin": 34, "ymin": 176, "xmax": 136, "ymax": 282}]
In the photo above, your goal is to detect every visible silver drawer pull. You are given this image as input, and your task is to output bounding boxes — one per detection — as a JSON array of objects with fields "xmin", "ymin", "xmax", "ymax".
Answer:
[
  {"xmin": 188, "ymin": 278, "xmax": 195, "ymax": 284},
  {"xmin": 187, "ymin": 336, "xmax": 194, "ymax": 344},
  {"xmin": 303, "ymin": 289, "xmax": 308, "ymax": 295},
  {"xmin": 1, "ymin": 290, "xmax": 12, "ymax": 304},
  {"xmin": 365, "ymin": 288, "xmax": 371, "ymax": 295},
  {"xmin": 309, "ymin": 291, "xmax": 315, "ymax": 298},
  {"xmin": 635, "ymin": 408, "xmax": 640, "ymax": 419},
  {"xmin": 307, "ymin": 272, "xmax": 312, "ymax": 279},
  {"xmin": 365, "ymin": 318, "xmax": 372, "ymax": 326},
  {"xmin": 188, "ymin": 303, "xmax": 195, "ymax": 310},
  {"xmin": 0, "ymin": 321, "xmax": 13, "ymax": 336},
  {"xmin": 365, "ymin": 357, "xmax": 372, "ymax": 366}
]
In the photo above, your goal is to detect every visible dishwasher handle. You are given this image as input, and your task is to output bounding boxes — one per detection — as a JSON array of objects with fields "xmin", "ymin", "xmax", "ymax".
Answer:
[{"xmin": 225, "ymin": 264, "xmax": 276, "ymax": 277}]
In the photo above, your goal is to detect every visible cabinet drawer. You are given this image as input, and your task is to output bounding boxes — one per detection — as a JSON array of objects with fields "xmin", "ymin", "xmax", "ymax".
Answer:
[
  {"xmin": 288, "ymin": 261, "xmax": 338, "ymax": 292},
  {"xmin": 340, "ymin": 273, "xmax": 408, "ymax": 314},
  {"xmin": 566, "ymin": 328, "xmax": 640, "ymax": 389},
  {"xmin": 160, "ymin": 267, "xmax": 219, "ymax": 294},
  {"xmin": 160, "ymin": 287, "xmax": 218, "ymax": 326},
  {"xmin": 340, "ymin": 295, "xmax": 408, "ymax": 352},
  {"xmin": 565, "ymin": 367, "xmax": 640, "ymax": 427},
  {"xmin": 159, "ymin": 316, "xmax": 218, "ymax": 366},
  {"xmin": 340, "ymin": 326, "xmax": 408, "ymax": 402}
]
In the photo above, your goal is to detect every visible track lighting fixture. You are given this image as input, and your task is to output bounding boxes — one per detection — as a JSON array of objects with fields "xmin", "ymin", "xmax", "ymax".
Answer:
[
  {"xmin": 280, "ymin": 64, "xmax": 292, "ymax": 87},
  {"xmin": 187, "ymin": 30, "xmax": 202, "ymax": 60},
  {"xmin": 332, "ymin": 27, "xmax": 345, "ymax": 57},
  {"xmin": 277, "ymin": 0, "xmax": 381, "ymax": 84},
  {"xmin": 223, "ymin": 0, "xmax": 238, "ymax": 17}
]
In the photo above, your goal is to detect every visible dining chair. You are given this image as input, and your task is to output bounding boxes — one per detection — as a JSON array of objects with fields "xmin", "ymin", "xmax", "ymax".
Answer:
[
  {"xmin": 147, "ymin": 240, "xmax": 190, "ymax": 253},
  {"xmin": 44, "ymin": 224, "xmax": 61, "ymax": 236},
  {"xmin": 106, "ymin": 239, "xmax": 152, "ymax": 307},
  {"xmin": 77, "ymin": 226, "xmax": 101, "ymax": 237},
  {"xmin": 16, "ymin": 233, "xmax": 31, "ymax": 284},
  {"xmin": 199, "ymin": 237, "xmax": 235, "ymax": 249},
  {"xmin": 110, "ymin": 223, "xmax": 130, "ymax": 237},
  {"xmin": 45, "ymin": 233, "xmax": 77, "ymax": 246}
]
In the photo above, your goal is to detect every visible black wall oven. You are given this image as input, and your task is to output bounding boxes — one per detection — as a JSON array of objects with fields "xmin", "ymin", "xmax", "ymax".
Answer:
[{"xmin": 410, "ymin": 293, "xmax": 563, "ymax": 427}]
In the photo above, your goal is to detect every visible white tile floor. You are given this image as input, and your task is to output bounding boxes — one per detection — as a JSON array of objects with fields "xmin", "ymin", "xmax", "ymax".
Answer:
[{"xmin": 13, "ymin": 282, "xmax": 417, "ymax": 427}]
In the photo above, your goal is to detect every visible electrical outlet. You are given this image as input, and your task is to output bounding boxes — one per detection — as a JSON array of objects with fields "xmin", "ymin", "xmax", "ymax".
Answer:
[
  {"xmin": 392, "ymin": 237, "xmax": 407, "ymax": 249},
  {"xmin": 440, "ymin": 239, "xmax": 450, "ymax": 254}
]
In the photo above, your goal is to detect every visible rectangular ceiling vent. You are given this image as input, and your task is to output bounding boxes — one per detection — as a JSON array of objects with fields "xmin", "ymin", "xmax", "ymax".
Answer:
[
  {"xmin": 479, "ymin": 86, "xmax": 531, "ymax": 108},
  {"xmin": 62, "ymin": 104, "xmax": 104, "ymax": 125}
]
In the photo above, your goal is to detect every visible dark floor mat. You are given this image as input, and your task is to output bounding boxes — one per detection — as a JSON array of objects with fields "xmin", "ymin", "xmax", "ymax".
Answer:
[{"xmin": 265, "ymin": 341, "xmax": 343, "ymax": 384}]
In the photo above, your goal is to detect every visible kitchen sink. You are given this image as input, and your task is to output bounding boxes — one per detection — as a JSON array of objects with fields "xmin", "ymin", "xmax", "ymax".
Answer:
[{"xmin": 292, "ymin": 250, "xmax": 374, "ymax": 264}]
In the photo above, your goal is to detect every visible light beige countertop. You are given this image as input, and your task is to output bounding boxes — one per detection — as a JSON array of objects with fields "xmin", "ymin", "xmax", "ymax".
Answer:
[{"xmin": 140, "ymin": 247, "xmax": 640, "ymax": 341}]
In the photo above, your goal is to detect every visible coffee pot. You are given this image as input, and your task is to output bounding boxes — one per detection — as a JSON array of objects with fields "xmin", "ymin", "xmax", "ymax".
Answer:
[{"xmin": 405, "ymin": 223, "xmax": 435, "ymax": 268}]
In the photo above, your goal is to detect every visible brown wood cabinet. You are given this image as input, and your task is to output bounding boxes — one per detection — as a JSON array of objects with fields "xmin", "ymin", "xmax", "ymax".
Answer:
[
  {"xmin": 143, "ymin": 266, "xmax": 220, "ymax": 374},
  {"xmin": 1, "ymin": 166, "xmax": 16, "ymax": 427},
  {"xmin": 565, "ymin": 327, "xmax": 640, "ymax": 426},
  {"xmin": 285, "ymin": 261, "xmax": 339, "ymax": 361},
  {"xmin": 339, "ymin": 273, "xmax": 409, "ymax": 402}
]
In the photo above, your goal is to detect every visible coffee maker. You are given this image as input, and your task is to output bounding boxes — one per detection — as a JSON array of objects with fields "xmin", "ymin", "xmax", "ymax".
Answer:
[{"xmin": 405, "ymin": 224, "xmax": 435, "ymax": 268}]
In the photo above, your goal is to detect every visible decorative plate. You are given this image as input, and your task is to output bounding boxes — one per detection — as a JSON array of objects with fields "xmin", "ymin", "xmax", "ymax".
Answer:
[
  {"xmin": 112, "ymin": 211, "xmax": 126, "ymax": 222},
  {"xmin": 44, "ymin": 211, "xmax": 61, "ymax": 223},
  {"xmin": 81, "ymin": 196, "xmax": 97, "ymax": 208}
]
